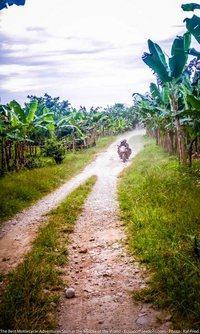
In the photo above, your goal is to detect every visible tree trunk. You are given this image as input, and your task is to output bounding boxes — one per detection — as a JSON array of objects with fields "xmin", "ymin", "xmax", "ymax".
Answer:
[
  {"xmin": 175, "ymin": 117, "xmax": 186, "ymax": 163},
  {"xmin": 169, "ymin": 131, "xmax": 174, "ymax": 154},
  {"xmin": 1, "ymin": 138, "xmax": 6, "ymax": 173},
  {"xmin": 188, "ymin": 136, "xmax": 197, "ymax": 167},
  {"xmin": 155, "ymin": 129, "xmax": 159, "ymax": 145},
  {"xmin": 72, "ymin": 137, "xmax": 76, "ymax": 152},
  {"xmin": 15, "ymin": 143, "xmax": 19, "ymax": 171},
  {"xmin": 170, "ymin": 94, "xmax": 186, "ymax": 163},
  {"xmin": 5, "ymin": 141, "xmax": 10, "ymax": 170}
]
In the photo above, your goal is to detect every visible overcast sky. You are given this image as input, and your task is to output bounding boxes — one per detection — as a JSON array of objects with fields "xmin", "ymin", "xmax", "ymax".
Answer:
[{"xmin": 0, "ymin": 0, "xmax": 197, "ymax": 108}]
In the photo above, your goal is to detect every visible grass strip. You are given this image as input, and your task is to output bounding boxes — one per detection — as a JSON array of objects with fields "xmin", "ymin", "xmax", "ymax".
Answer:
[
  {"xmin": 0, "ymin": 136, "xmax": 114, "ymax": 223},
  {"xmin": 118, "ymin": 140, "xmax": 200, "ymax": 328},
  {"xmin": 0, "ymin": 176, "xmax": 96, "ymax": 330}
]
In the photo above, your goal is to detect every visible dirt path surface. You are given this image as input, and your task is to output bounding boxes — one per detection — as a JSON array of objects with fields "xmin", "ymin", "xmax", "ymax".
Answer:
[
  {"xmin": 58, "ymin": 131, "xmax": 171, "ymax": 331},
  {"xmin": 0, "ymin": 130, "xmax": 142, "ymax": 274}
]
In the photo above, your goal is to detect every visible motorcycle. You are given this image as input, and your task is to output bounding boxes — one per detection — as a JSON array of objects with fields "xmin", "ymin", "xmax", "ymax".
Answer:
[{"xmin": 118, "ymin": 145, "xmax": 132, "ymax": 162}]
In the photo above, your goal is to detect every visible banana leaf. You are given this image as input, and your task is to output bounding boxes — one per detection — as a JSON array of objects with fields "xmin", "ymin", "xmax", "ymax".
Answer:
[
  {"xmin": 0, "ymin": 0, "xmax": 25, "ymax": 10},
  {"xmin": 178, "ymin": 109, "xmax": 200, "ymax": 118},
  {"xmin": 179, "ymin": 117, "xmax": 193, "ymax": 125},
  {"xmin": 7, "ymin": 0, "xmax": 25, "ymax": 4},
  {"xmin": 176, "ymin": 93, "xmax": 200, "ymax": 119},
  {"xmin": 182, "ymin": 3, "xmax": 200, "ymax": 11},
  {"xmin": 184, "ymin": 31, "xmax": 192, "ymax": 50},
  {"xmin": 35, "ymin": 124, "xmax": 50, "ymax": 132},
  {"xmin": 6, "ymin": 132, "xmax": 28, "ymax": 141},
  {"xmin": 9, "ymin": 100, "xmax": 26, "ymax": 122},
  {"xmin": 142, "ymin": 40, "xmax": 171, "ymax": 83},
  {"xmin": 132, "ymin": 92, "xmax": 149, "ymax": 101},
  {"xmin": 188, "ymin": 48, "xmax": 200, "ymax": 58},
  {"xmin": 148, "ymin": 40, "xmax": 168, "ymax": 68},
  {"xmin": 150, "ymin": 83, "xmax": 162, "ymax": 103},
  {"xmin": 181, "ymin": 73, "xmax": 193, "ymax": 91},
  {"xmin": 91, "ymin": 113, "xmax": 104, "ymax": 122},
  {"xmin": 169, "ymin": 33, "xmax": 191, "ymax": 78},
  {"xmin": 180, "ymin": 84, "xmax": 191, "ymax": 109},
  {"xmin": 26, "ymin": 101, "xmax": 38, "ymax": 124},
  {"xmin": 184, "ymin": 15, "xmax": 200, "ymax": 43},
  {"xmin": 47, "ymin": 123, "xmax": 55, "ymax": 132},
  {"xmin": 142, "ymin": 53, "xmax": 171, "ymax": 82},
  {"xmin": 162, "ymin": 86, "xmax": 170, "ymax": 105},
  {"xmin": 187, "ymin": 94, "xmax": 200, "ymax": 108},
  {"xmin": 42, "ymin": 114, "xmax": 54, "ymax": 123},
  {"xmin": 10, "ymin": 113, "xmax": 21, "ymax": 128}
]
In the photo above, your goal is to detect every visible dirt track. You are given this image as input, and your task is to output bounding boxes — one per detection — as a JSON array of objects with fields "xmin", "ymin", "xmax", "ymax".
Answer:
[{"xmin": 58, "ymin": 130, "xmax": 171, "ymax": 331}]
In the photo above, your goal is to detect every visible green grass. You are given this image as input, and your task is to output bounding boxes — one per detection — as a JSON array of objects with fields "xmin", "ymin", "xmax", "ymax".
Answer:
[
  {"xmin": 118, "ymin": 140, "xmax": 200, "ymax": 329},
  {"xmin": 0, "ymin": 176, "xmax": 96, "ymax": 330},
  {"xmin": 0, "ymin": 136, "xmax": 114, "ymax": 224}
]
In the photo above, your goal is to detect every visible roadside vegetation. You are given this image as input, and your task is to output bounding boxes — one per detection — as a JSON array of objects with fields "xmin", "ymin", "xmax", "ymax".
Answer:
[
  {"xmin": 0, "ymin": 176, "xmax": 96, "ymax": 330},
  {"xmin": 118, "ymin": 139, "xmax": 200, "ymax": 328},
  {"xmin": 0, "ymin": 97, "xmax": 137, "ymax": 174},
  {"xmin": 133, "ymin": 3, "xmax": 200, "ymax": 166},
  {"xmin": 0, "ymin": 136, "xmax": 113, "ymax": 223},
  {"xmin": 121, "ymin": 7, "xmax": 200, "ymax": 326},
  {"xmin": 0, "ymin": 94, "xmax": 136, "ymax": 223}
]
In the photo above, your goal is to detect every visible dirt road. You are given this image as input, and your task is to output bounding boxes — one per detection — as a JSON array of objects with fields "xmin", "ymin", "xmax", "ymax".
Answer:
[{"xmin": 58, "ymin": 130, "xmax": 171, "ymax": 331}]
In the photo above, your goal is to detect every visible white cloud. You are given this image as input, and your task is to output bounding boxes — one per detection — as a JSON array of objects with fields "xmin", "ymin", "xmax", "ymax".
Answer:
[{"xmin": 0, "ymin": 0, "xmax": 197, "ymax": 107}]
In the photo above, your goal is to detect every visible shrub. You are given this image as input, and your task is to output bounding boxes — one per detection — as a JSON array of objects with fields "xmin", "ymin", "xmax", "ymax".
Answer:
[
  {"xmin": 24, "ymin": 155, "xmax": 43, "ymax": 169},
  {"xmin": 43, "ymin": 139, "xmax": 66, "ymax": 164}
]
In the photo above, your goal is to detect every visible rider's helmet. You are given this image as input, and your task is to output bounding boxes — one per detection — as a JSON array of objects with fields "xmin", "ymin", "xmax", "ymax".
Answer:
[{"xmin": 120, "ymin": 139, "xmax": 127, "ymax": 145}]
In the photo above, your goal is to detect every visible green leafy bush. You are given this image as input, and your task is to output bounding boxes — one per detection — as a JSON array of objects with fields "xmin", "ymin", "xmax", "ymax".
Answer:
[
  {"xmin": 43, "ymin": 139, "xmax": 66, "ymax": 164},
  {"xmin": 24, "ymin": 155, "xmax": 43, "ymax": 169}
]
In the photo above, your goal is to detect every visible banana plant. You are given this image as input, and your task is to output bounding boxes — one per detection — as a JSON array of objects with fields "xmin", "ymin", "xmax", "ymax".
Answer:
[
  {"xmin": 56, "ymin": 109, "xmax": 87, "ymax": 150},
  {"xmin": 0, "ymin": 100, "xmax": 55, "ymax": 172},
  {"xmin": 9, "ymin": 100, "xmax": 54, "ymax": 139},
  {"xmin": 142, "ymin": 33, "xmax": 192, "ymax": 162},
  {"xmin": 177, "ymin": 93, "xmax": 200, "ymax": 164}
]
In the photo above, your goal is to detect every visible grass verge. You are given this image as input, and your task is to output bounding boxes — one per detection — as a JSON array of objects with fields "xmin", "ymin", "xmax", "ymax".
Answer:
[
  {"xmin": 0, "ymin": 136, "xmax": 114, "ymax": 224},
  {"xmin": 118, "ymin": 140, "xmax": 200, "ymax": 328},
  {"xmin": 0, "ymin": 176, "xmax": 96, "ymax": 330}
]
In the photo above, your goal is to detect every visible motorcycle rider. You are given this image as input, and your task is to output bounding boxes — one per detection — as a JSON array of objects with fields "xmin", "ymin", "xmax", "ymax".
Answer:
[{"xmin": 118, "ymin": 139, "xmax": 132, "ymax": 160}]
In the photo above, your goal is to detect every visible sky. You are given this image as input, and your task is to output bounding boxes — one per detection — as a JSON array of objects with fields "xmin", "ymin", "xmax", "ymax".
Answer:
[{"xmin": 0, "ymin": 0, "xmax": 198, "ymax": 108}]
